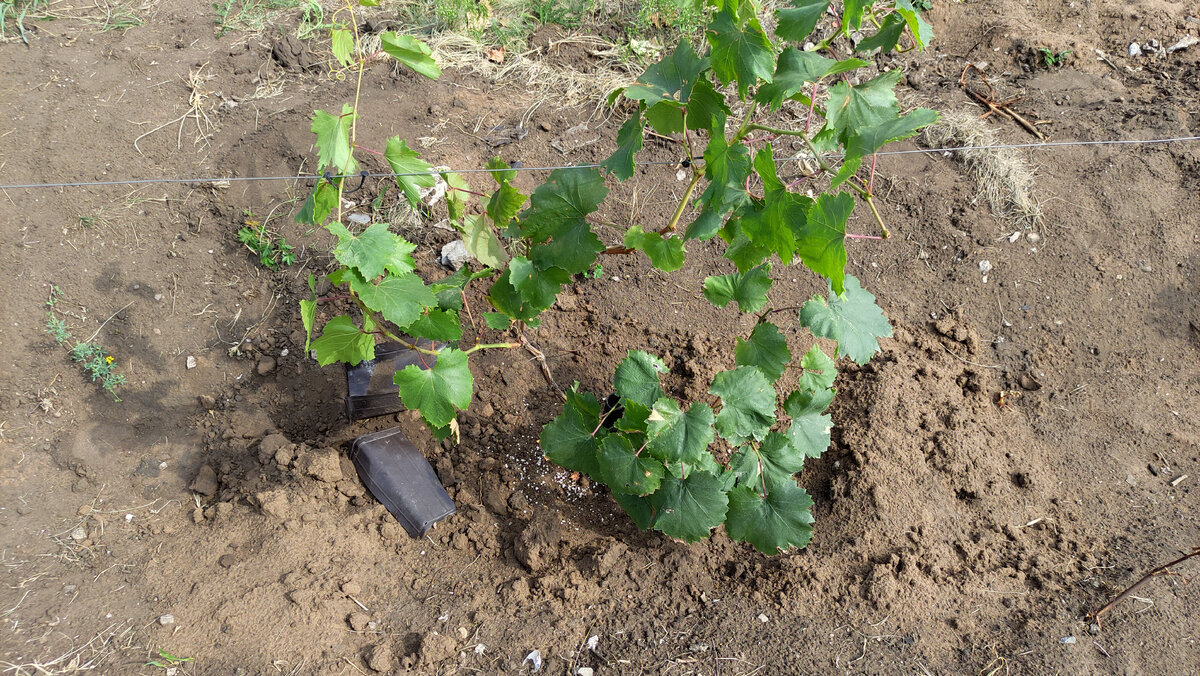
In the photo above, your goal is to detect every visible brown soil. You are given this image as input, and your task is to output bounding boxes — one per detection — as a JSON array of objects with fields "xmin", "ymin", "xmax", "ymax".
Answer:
[{"xmin": 2, "ymin": 1, "xmax": 1199, "ymax": 674}]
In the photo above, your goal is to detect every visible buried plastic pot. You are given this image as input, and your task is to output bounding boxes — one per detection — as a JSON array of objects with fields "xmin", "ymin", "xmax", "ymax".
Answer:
[
  {"xmin": 344, "ymin": 340, "xmax": 445, "ymax": 421},
  {"xmin": 350, "ymin": 427, "xmax": 456, "ymax": 537}
]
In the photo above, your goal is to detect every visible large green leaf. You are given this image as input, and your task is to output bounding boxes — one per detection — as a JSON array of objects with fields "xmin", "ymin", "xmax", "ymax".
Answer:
[
  {"xmin": 614, "ymin": 351, "xmax": 668, "ymax": 408},
  {"xmin": 624, "ymin": 226, "xmax": 685, "ymax": 272},
  {"xmin": 613, "ymin": 491, "xmax": 655, "ymax": 530},
  {"xmin": 799, "ymin": 274, "xmax": 892, "ymax": 364},
  {"xmin": 383, "ymin": 137, "xmax": 436, "ymax": 208},
  {"xmin": 896, "ymin": 0, "xmax": 933, "ymax": 48},
  {"xmin": 507, "ymin": 256, "xmax": 569, "ymax": 311},
  {"xmin": 855, "ymin": 11, "xmax": 906, "ymax": 53},
  {"xmin": 379, "ymin": 32, "xmax": 441, "ymax": 79},
  {"xmin": 649, "ymin": 471, "xmax": 729, "ymax": 543},
  {"xmin": 487, "ymin": 269, "xmax": 541, "ymax": 323},
  {"xmin": 597, "ymin": 435, "xmax": 665, "ymax": 496},
  {"xmin": 331, "ymin": 28, "xmax": 355, "ymax": 67},
  {"xmin": 710, "ymin": 366, "xmax": 777, "ymax": 444},
  {"xmin": 350, "ymin": 270, "xmax": 435, "ymax": 329},
  {"xmin": 824, "ymin": 70, "xmax": 903, "ymax": 146},
  {"xmin": 725, "ymin": 481, "xmax": 814, "ymax": 553},
  {"xmin": 645, "ymin": 399, "xmax": 715, "ymax": 468},
  {"xmin": 541, "ymin": 388, "xmax": 603, "ymax": 478},
  {"xmin": 518, "ymin": 168, "xmax": 608, "ymax": 274},
  {"xmin": 327, "ymin": 222, "xmax": 416, "ymax": 279},
  {"xmin": 295, "ymin": 180, "xmax": 339, "ymax": 226},
  {"xmin": 718, "ymin": 216, "xmax": 773, "ymax": 271},
  {"xmin": 703, "ymin": 264, "xmax": 773, "ymax": 313},
  {"xmin": 707, "ymin": 10, "xmax": 775, "ymax": 100},
  {"xmin": 795, "ymin": 192, "xmax": 851, "ymax": 294},
  {"xmin": 685, "ymin": 78, "xmax": 730, "ymax": 133},
  {"xmin": 462, "ymin": 214, "xmax": 509, "ymax": 268},
  {"xmin": 311, "ymin": 315, "xmax": 375, "ymax": 366},
  {"xmin": 311, "ymin": 104, "xmax": 357, "ymax": 174},
  {"xmin": 735, "ymin": 321, "xmax": 791, "ymax": 382},
  {"xmin": 602, "ymin": 110, "xmax": 645, "ymax": 180},
  {"xmin": 834, "ymin": 107, "xmax": 939, "ymax": 186},
  {"xmin": 700, "ymin": 120, "xmax": 751, "ymax": 218},
  {"xmin": 485, "ymin": 181, "xmax": 527, "ymax": 230},
  {"xmin": 393, "ymin": 347, "xmax": 472, "ymax": 428},
  {"xmin": 798, "ymin": 344, "xmax": 836, "ymax": 391},
  {"xmin": 407, "ymin": 308, "xmax": 462, "ymax": 342},
  {"xmin": 783, "ymin": 387, "xmax": 834, "ymax": 458},
  {"xmin": 741, "ymin": 146, "xmax": 815, "ymax": 265},
  {"xmin": 728, "ymin": 432, "xmax": 808, "ymax": 491},
  {"xmin": 624, "ymin": 39, "xmax": 709, "ymax": 107},
  {"xmin": 774, "ymin": 0, "xmax": 829, "ymax": 43},
  {"xmin": 756, "ymin": 48, "xmax": 868, "ymax": 111}
]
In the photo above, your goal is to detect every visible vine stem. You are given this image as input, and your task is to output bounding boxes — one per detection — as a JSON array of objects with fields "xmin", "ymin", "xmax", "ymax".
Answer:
[
  {"xmin": 661, "ymin": 169, "xmax": 705, "ymax": 236},
  {"xmin": 464, "ymin": 342, "xmax": 519, "ymax": 355},
  {"xmin": 845, "ymin": 232, "xmax": 883, "ymax": 240}
]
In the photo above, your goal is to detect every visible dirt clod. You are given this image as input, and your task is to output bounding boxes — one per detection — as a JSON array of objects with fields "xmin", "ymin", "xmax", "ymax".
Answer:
[
  {"xmin": 514, "ymin": 510, "xmax": 564, "ymax": 572},
  {"xmin": 297, "ymin": 448, "xmax": 343, "ymax": 484},
  {"xmin": 365, "ymin": 642, "xmax": 395, "ymax": 672},
  {"xmin": 189, "ymin": 464, "xmax": 219, "ymax": 497},
  {"xmin": 420, "ymin": 632, "xmax": 458, "ymax": 665}
]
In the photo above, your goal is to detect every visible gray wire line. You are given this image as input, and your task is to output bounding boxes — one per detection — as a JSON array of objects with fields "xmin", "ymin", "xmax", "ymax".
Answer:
[{"xmin": 1, "ymin": 135, "xmax": 1198, "ymax": 191}]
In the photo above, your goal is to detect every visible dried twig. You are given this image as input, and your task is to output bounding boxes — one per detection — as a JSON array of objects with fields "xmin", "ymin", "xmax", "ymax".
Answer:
[
  {"xmin": 1089, "ymin": 546, "xmax": 1200, "ymax": 627},
  {"xmin": 520, "ymin": 333, "xmax": 566, "ymax": 402}
]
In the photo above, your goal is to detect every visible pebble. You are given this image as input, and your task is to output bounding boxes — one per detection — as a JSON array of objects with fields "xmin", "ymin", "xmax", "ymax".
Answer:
[
  {"xmin": 218, "ymin": 553, "xmax": 236, "ymax": 568},
  {"xmin": 1026, "ymin": 232, "xmax": 1041, "ymax": 244},
  {"xmin": 186, "ymin": 356, "xmax": 196, "ymax": 369},
  {"xmin": 158, "ymin": 614, "xmax": 175, "ymax": 626},
  {"xmin": 1138, "ymin": 262, "xmax": 1152, "ymax": 273},
  {"xmin": 1090, "ymin": 623, "xmax": 1101, "ymax": 635},
  {"xmin": 70, "ymin": 526, "xmax": 88, "ymax": 541},
  {"xmin": 1129, "ymin": 42, "xmax": 1142, "ymax": 57},
  {"xmin": 523, "ymin": 650, "xmax": 543, "ymax": 672},
  {"xmin": 1060, "ymin": 636, "xmax": 1076, "ymax": 644},
  {"xmin": 757, "ymin": 613, "xmax": 770, "ymax": 623},
  {"xmin": 979, "ymin": 260, "xmax": 992, "ymax": 275},
  {"xmin": 347, "ymin": 213, "xmax": 371, "ymax": 225},
  {"xmin": 577, "ymin": 669, "xmax": 594, "ymax": 676}
]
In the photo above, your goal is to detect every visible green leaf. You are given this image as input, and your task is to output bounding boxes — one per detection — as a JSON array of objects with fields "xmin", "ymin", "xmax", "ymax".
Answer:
[
  {"xmin": 685, "ymin": 78, "xmax": 730, "ymax": 133},
  {"xmin": 841, "ymin": 0, "xmax": 869, "ymax": 33},
  {"xmin": 855, "ymin": 11, "xmax": 906, "ymax": 53},
  {"xmin": 725, "ymin": 481, "xmax": 814, "ymax": 553},
  {"xmin": 615, "ymin": 399, "xmax": 652, "ymax": 436},
  {"xmin": 710, "ymin": 366, "xmax": 777, "ymax": 444},
  {"xmin": 783, "ymin": 387, "xmax": 834, "ymax": 458},
  {"xmin": 485, "ymin": 180, "xmax": 528, "ymax": 229},
  {"xmin": 735, "ymin": 321, "xmax": 791, "ymax": 382},
  {"xmin": 331, "ymin": 28, "xmax": 355, "ymax": 67},
  {"xmin": 613, "ymin": 491, "xmax": 655, "ymax": 530},
  {"xmin": 486, "ymin": 156, "xmax": 517, "ymax": 184},
  {"xmin": 895, "ymin": 0, "xmax": 933, "ymax": 48},
  {"xmin": 799, "ymin": 274, "xmax": 892, "ymax": 364},
  {"xmin": 299, "ymin": 299, "xmax": 317, "ymax": 353},
  {"xmin": 393, "ymin": 347, "xmax": 473, "ymax": 428},
  {"xmin": 311, "ymin": 315, "xmax": 375, "ymax": 366},
  {"xmin": 718, "ymin": 216, "xmax": 773, "ymax": 271},
  {"xmin": 508, "ymin": 256, "xmax": 569, "ymax": 311},
  {"xmin": 727, "ymin": 431, "xmax": 808, "ymax": 491},
  {"xmin": 614, "ymin": 351, "xmax": 667, "ymax": 408},
  {"xmin": 518, "ymin": 168, "xmax": 608, "ymax": 275},
  {"xmin": 598, "ymin": 435, "xmax": 665, "ymax": 496},
  {"xmin": 645, "ymin": 399, "xmax": 715, "ymax": 468},
  {"xmin": 707, "ymin": 9, "xmax": 775, "ymax": 100},
  {"xmin": 602, "ymin": 109, "xmax": 645, "ymax": 180},
  {"xmin": 700, "ymin": 122, "xmax": 751, "ymax": 218},
  {"xmin": 358, "ymin": 0, "xmax": 380, "ymax": 5},
  {"xmin": 643, "ymin": 101, "xmax": 685, "ymax": 136},
  {"xmin": 624, "ymin": 226, "xmax": 685, "ymax": 272},
  {"xmin": 483, "ymin": 312, "xmax": 511, "ymax": 330},
  {"xmin": 443, "ymin": 171, "xmax": 471, "ymax": 222},
  {"xmin": 487, "ymin": 269, "xmax": 540, "ymax": 323},
  {"xmin": 462, "ymin": 214, "xmax": 509, "ymax": 268},
  {"xmin": 295, "ymin": 180, "xmax": 339, "ymax": 226},
  {"xmin": 824, "ymin": 70, "xmax": 903, "ymax": 146},
  {"xmin": 350, "ymin": 271, "xmax": 436, "ymax": 328},
  {"xmin": 795, "ymin": 192, "xmax": 851, "ymax": 294},
  {"xmin": 379, "ymin": 32, "xmax": 441, "ymax": 79},
  {"xmin": 384, "ymin": 137, "xmax": 437, "ymax": 208},
  {"xmin": 327, "ymin": 222, "xmax": 416, "ymax": 279},
  {"xmin": 311, "ymin": 104, "xmax": 357, "ymax": 174},
  {"xmin": 623, "ymin": 39, "xmax": 708, "ymax": 108},
  {"xmin": 740, "ymin": 146, "xmax": 814, "ymax": 264},
  {"xmin": 775, "ymin": 0, "xmax": 829, "ymax": 43},
  {"xmin": 649, "ymin": 471, "xmax": 729, "ymax": 543},
  {"xmin": 756, "ymin": 48, "xmax": 868, "ymax": 111},
  {"xmin": 703, "ymin": 264, "xmax": 772, "ymax": 313},
  {"xmin": 835, "ymin": 108, "xmax": 940, "ymax": 185},
  {"xmin": 541, "ymin": 388, "xmax": 603, "ymax": 478},
  {"xmin": 798, "ymin": 344, "xmax": 836, "ymax": 391},
  {"xmin": 408, "ymin": 308, "xmax": 462, "ymax": 342}
]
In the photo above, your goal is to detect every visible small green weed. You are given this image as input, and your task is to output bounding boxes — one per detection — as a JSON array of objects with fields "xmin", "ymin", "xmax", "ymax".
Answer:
[
  {"xmin": 147, "ymin": 650, "xmax": 195, "ymax": 670},
  {"xmin": 213, "ymin": 0, "xmax": 299, "ymax": 36},
  {"xmin": 296, "ymin": 0, "xmax": 332, "ymax": 40},
  {"xmin": 0, "ymin": 0, "xmax": 50, "ymax": 44},
  {"xmin": 632, "ymin": 0, "xmax": 705, "ymax": 44},
  {"xmin": 45, "ymin": 287, "xmax": 126, "ymax": 402},
  {"xmin": 529, "ymin": 0, "xmax": 592, "ymax": 29},
  {"xmin": 582, "ymin": 263, "xmax": 603, "ymax": 279},
  {"xmin": 237, "ymin": 211, "xmax": 296, "ymax": 270},
  {"xmin": 1038, "ymin": 47, "xmax": 1071, "ymax": 68}
]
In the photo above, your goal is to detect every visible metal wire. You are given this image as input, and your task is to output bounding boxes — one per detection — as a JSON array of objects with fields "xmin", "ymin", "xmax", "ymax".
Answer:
[{"xmin": 1, "ymin": 135, "xmax": 1197, "ymax": 191}]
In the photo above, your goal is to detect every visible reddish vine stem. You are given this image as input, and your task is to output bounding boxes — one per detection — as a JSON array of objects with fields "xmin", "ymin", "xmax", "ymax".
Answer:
[
  {"xmin": 353, "ymin": 143, "xmax": 385, "ymax": 157},
  {"xmin": 460, "ymin": 289, "xmax": 478, "ymax": 333},
  {"xmin": 1090, "ymin": 547, "xmax": 1200, "ymax": 628},
  {"xmin": 845, "ymin": 233, "xmax": 883, "ymax": 240}
]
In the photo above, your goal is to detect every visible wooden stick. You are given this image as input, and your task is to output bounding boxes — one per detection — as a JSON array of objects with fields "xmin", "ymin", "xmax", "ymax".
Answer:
[{"xmin": 1089, "ymin": 546, "xmax": 1200, "ymax": 627}]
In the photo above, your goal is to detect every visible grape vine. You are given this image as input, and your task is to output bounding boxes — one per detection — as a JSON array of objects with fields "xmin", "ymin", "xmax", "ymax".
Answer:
[{"xmin": 300, "ymin": 0, "xmax": 938, "ymax": 552}]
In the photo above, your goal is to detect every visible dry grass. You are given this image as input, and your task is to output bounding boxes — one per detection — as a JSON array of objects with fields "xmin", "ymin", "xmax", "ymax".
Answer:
[
  {"xmin": 923, "ymin": 110, "xmax": 1044, "ymax": 231},
  {"xmin": 0, "ymin": 620, "xmax": 138, "ymax": 675}
]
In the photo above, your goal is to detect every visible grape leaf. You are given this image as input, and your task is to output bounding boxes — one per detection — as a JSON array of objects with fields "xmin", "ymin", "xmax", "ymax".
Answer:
[
  {"xmin": 614, "ymin": 351, "xmax": 668, "ymax": 408},
  {"xmin": 598, "ymin": 435, "xmax": 665, "ymax": 496},
  {"xmin": 624, "ymin": 226, "xmax": 685, "ymax": 272},
  {"xmin": 518, "ymin": 168, "xmax": 608, "ymax": 274},
  {"xmin": 707, "ymin": 9, "xmax": 775, "ymax": 100},
  {"xmin": 311, "ymin": 104, "xmax": 357, "ymax": 174},
  {"xmin": 645, "ymin": 399, "xmax": 715, "ymax": 468},
  {"xmin": 331, "ymin": 28, "xmax": 355, "ymax": 67},
  {"xmin": 703, "ymin": 264, "xmax": 773, "ymax": 313},
  {"xmin": 824, "ymin": 70, "xmax": 903, "ymax": 146},
  {"xmin": 614, "ymin": 491, "xmax": 655, "ymax": 529},
  {"xmin": 718, "ymin": 216, "xmax": 773, "ymax": 271},
  {"xmin": 841, "ymin": 0, "xmax": 869, "ymax": 33},
  {"xmin": 311, "ymin": 315, "xmax": 375, "ymax": 366},
  {"xmin": 486, "ymin": 156, "xmax": 517, "ymax": 184},
  {"xmin": 327, "ymin": 222, "xmax": 416, "ymax": 279},
  {"xmin": 350, "ymin": 271, "xmax": 436, "ymax": 329},
  {"xmin": 393, "ymin": 347, "xmax": 472, "ymax": 428},
  {"xmin": 735, "ymin": 321, "xmax": 791, "ymax": 382},
  {"xmin": 710, "ymin": 366, "xmax": 777, "ymax": 444},
  {"xmin": 700, "ymin": 121, "xmax": 751, "ymax": 218},
  {"xmin": 725, "ymin": 481, "xmax": 814, "ymax": 553},
  {"xmin": 602, "ymin": 109, "xmax": 644, "ymax": 180},
  {"xmin": 487, "ymin": 269, "xmax": 541, "ymax": 323},
  {"xmin": 379, "ymin": 32, "xmax": 441, "ymax": 79},
  {"xmin": 295, "ymin": 180, "xmax": 339, "ymax": 226},
  {"xmin": 649, "ymin": 471, "xmax": 729, "ymax": 543},
  {"xmin": 896, "ymin": 0, "xmax": 933, "ymax": 48},
  {"xmin": 783, "ymin": 387, "xmax": 834, "ymax": 458},
  {"xmin": 834, "ymin": 107, "xmax": 939, "ymax": 186},
  {"xmin": 485, "ymin": 181, "xmax": 527, "ymax": 230},
  {"xmin": 299, "ymin": 299, "xmax": 317, "ymax": 353},
  {"xmin": 799, "ymin": 274, "xmax": 892, "ymax": 364},
  {"xmin": 741, "ymin": 146, "xmax": 815, "ymax": 265},
  {"xmin": 462, "ymin": 214, "xmax": 509, "ymax": 268},
  {"xmin": 756, "ymin": 48, "xmax": 868, "ymax": 111},
  {"xmin": 727, "ymin": 431, "xmax": 808, "ymax": 492},
  {"xmin": 855, "ymin": 11, "xmax": 905, "ymax": 53},
  {"xmin": 384, "ymin": 137, "xmax": 436, "ymax": 207},
  {"xmin": 623, "ymin": 39, "xmax": 708, "ymax": 108},
  {"xmin": 795, "ymin": 191, "xmax": 851, "ymax": 294},
  {"xmin": 541, "ymin": 388, "xmax": 603, "ymax": 478},
  {"xmin": 483, "ymin": 312, "xmax": 511, "ymax": 330},
  {"xmin": 798, "ymin": 344, "xmax": 836, "ymax": 391},
  {"xmin": 407, "ymin": 308, "xmax": 462, "ymax": 342},
  {"xmin": 616, "ymin": 399, "xmax": 652, "ymax": 436},
  {"xmin": 774, "ymin": 0, "xmax": 829, "ymax": 43},
  {"xmin": 443, "ymin": 171, "xmax": 471, "ymax": 222},
  {"xmin": 508, "ymin": 256, "xmax": 570, "ymax": 311},
  {"xmin": 685, "ymin": 78, "xmax": 730, "ymax": 133}
]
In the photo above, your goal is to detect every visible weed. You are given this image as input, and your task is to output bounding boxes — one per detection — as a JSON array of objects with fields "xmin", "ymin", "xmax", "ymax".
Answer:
[
  {"xmin": 147, "ymin": 649, "xmax": 194, "ymax": 670},
  {"xmin": 213, "ymin": 0, "xmax": 299, "ymax": 36},
  {"xmin": 0, "ymin": 0, "xmax": 49, "ymax": 44},
  {"xmin": 582, "ymin": 263, "xmax": 603, "ymax": 279},
  {"xmin": 631, "ymin": 0, "xmax": 706, "ymax": 44},
  {"xmin": 1038, "ymin": 47, "xmax": 1071, "ymax": 67},
  {"xmin": 45, "ymin": 287, "xmax": 126, "ymax": 401},
  {"xmin": 296, "ymin": 0, "xmax": 332, "ymax": 40},
  {"xmin": 237, "ymin": 211, "xmax": 296, "ymax": 270},
  {"xmin": 529, "ymin": 0, "xmax": 592, "ymax": 29}
]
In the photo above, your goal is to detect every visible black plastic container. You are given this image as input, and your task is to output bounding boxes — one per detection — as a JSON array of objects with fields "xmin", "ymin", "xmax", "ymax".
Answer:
[
  {"xmin": 344, "ymin": 340, "xmax": 444, "ymax": 421},
  {"xmin": 349, "ymin": 427, "xmax": 456, "ymax": 537}
]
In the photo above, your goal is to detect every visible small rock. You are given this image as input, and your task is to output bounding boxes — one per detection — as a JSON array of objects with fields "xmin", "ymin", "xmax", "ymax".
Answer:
[
  {"xmin": 1137, "ymin": 261, "xmax": 1152, "ymax": 273},
  {"xmin": 342, "ymin": 580, "xmax": 362, "ymax": 596},
  {"xmin": 1126, "ymin": 474, "xmax": 1137, "ymax": 486},
  {"xmin": 189, "ymin": 465, "xmax": 219, "ymax": 497},
  {"xmin": 347, "ymin": 213, "xmax": 371, "ymax": 225},
  {"xmin": 70, "ymin": 526, "xmax": 87, "ymax": 541},
  {"xmin": 366, "ymin": 642, "xmax": 394, "ymax": 672},
  {"xmin": 256, "ymin": 357, "xmax": 277, "ymax": 376},
  {"xmin": 757, "ymin": 613, "xmax": 770, "ymax": 623},
  {"xmin": 480, "ymin": 402, "xmax": 495, "ymax": 418},
  {"xmin": 1026, "ymin": 232, "xmax": 1041, "ymax": 244},
  {"xmin": 1167, "ymin": 35, "xmax": 1198, "ymax": 53},
  {"xmin": 218, "ymin": 553, "xmax": 236, "ymax": 568},
  {"xmin": 1128, "ymin": 42, "xmax": 1142, "ymax": 57},
  {"xmin": 439, "ymin": 240, "xmax": 472, "ymax": 271},
  {"xmin": 1090, "ymin": 623, "xmax": 1101, "ymax": 635},
  {"xmin": 522, "ymin": 649, "xmax": 543, "ymax": 672},
  {"xmin": 1060, "ymin": 636, "xmax": 1076, "ymax": 644},
  {"xmin": 158, "ymin": 614, "xmax": 175, "ymax": 626},
  {"xmin": 198, "ymin": 394, "xmax": 216, "ymax": 409},
  {"xmin": 577, "ymin": 669, "xmax": 594, "ymax": 676},
  {"xmin": 978, "ymin": 260, "xmax": 992, "ymax": 275},
  {"xmin": 186, "ymin": 356, "xmax": 197, "ymax": 370},
  {"xmin": 347, "ymin": 611, "xmax": 371, "ymax": 632}
]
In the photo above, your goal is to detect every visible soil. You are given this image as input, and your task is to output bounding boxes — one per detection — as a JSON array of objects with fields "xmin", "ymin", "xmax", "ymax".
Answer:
[{"xmin": 2, "ymin": 1, "xmax": 1199, "ymax": 674}]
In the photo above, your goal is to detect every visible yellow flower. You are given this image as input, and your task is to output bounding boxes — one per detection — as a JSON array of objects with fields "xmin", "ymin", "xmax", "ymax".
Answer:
[{"xmin": 105, "ymin": 356, "xmax": 114, "ymax": 364}]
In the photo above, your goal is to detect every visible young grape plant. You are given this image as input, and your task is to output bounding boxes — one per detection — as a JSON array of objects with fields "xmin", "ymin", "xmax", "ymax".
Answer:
[{"xmin": 300, "ymin": 0, "xmax": 937, "ymax": 553}]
